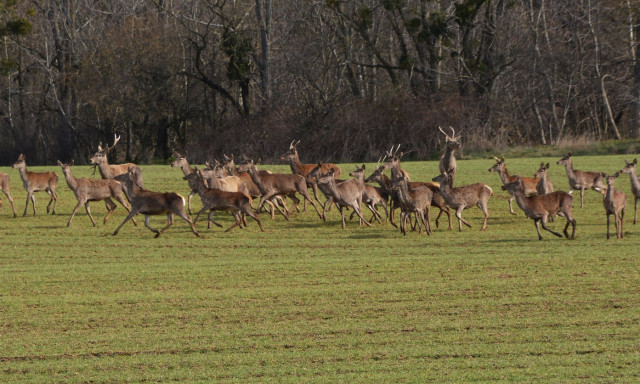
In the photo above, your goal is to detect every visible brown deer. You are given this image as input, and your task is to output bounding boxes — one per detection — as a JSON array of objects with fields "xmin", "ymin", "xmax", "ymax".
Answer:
[
  {"xmin": 12, "ymin": 154, "xmax": 58, "ymax": 216},
  {"xmin": 237, "ymin": 159, "xmax": 323, "ymax": 220},
  {"xmin": 501, "ymin": 175, "xmax": 576, "ymax": 240},
  {"xmin": 620, "ymin": 158, "xmax": 640, "ymax": 224},
  {"xmin": 349, "ymin": 164, "xmax": 388, "ymax": 223},
  {"xmin": 488, "ymin": 156, "xmax": 539, "ymax": 215},
  {"xmin": 603, "ymin": 173, "xmax": 626, "ymax": 239},
  {"xmin": 0, "ymin": 172, "xmax": 17, "ymax": 217},
  {"xmin": 438, "ymin": 126, "xmax": 461, "ymax": 187},
  {"xmin": 171, "ymin": 152, "xmax": 199, "ymax": 214},
  {"xmin": 315, "ymin": 169, "xmax": 373, "ymax": 229},
  {"xmin": 222, "ymin": 154, "xmax": 285, "ymax": 219},
  {"xmin": 90, "ymin": 134, "xmax": 144, "ymax": 198},
  {"xmin": 556, "ymin": 152, "xmax": 605, "ymax": 208},
  {"xmin": 112, "ymin": 169, "xmax": 200, "ymax": 238},
  {"xmin": 58, "ymin": 160, "xmax": 135, "ymax": 227},
  {"xmin": 432, "ymin": 170, "xmax": 492, "ymax": 231},
  {"xmin": 185, "ymin": 170, "xmax": 264, "ymax": 233},
  {"xmin": 280, "ymin": 140, "xmax": 341, "ymax": 208},
  {"xmin": 534, "ymin": 162, "xmax": 554, "ymax": 195},
  {"xmin": 390, "ymin": 173, "xmax": 432, "ymax": 235}
]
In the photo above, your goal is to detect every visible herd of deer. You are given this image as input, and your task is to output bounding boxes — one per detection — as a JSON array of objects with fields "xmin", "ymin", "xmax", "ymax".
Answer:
[{"xmin": 1, "ymin": 128, "xmax": 639, "ymax": 241}]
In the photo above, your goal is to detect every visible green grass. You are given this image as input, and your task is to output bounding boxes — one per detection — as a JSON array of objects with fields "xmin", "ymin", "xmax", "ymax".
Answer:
[{"xmin": 1, "ymin": 155, "xmax": 639, "ymax": 383}]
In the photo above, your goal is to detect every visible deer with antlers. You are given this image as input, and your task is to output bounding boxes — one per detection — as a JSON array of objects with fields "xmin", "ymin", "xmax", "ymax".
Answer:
[
  {"xmin": 58, "ymin": 160, "xmax": 136, "ymax": 227},
  {"xmin": 602, "ymin": 173, "xmax": 626, "ymax": 239},
  {"xmin": 432, "ymin": 169, "xmax": 492, "ymax": 231},
  {"xmin": 90, "ymin": 134, "xmax": 144, "ymax": 198},
  {"xmin": 556, "ymin": 153, "xmax": 605, "ymax": 208},
  {"xmin": 620, "ymin": 158, "xmax": 640, "ymax": 224},
  {"xmin": 12, "ymin": 154, "xmax": 58, "ymax": 216},
  {"xmin": 113, "ymin": 169, "xmax": 200, "ymax": 238},
  {"xmin": 280, "ymin": 140, "xmax": 341, "ymax": 209},
  {"xmin": 488, "ymin": 156, "xmax": 539, "ymax": 215},
  {"xmin": 438, "ymin": 126, "xmax": 461, "ymax": 187},
  {"xmin": 0, "ymin": 172, "xmax": 17, "ymax": 217},
  {"xmin": 501, "ymin": 175, "xmax": 576, "ymax": 240}
]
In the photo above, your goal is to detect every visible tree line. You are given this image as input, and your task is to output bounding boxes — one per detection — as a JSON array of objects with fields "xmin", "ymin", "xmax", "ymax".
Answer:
[{"xmin": 0, "ymin": 0, "xmax": 639, "ymax": 165}]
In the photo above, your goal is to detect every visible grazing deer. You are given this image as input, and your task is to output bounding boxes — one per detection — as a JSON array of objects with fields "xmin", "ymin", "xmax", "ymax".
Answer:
[
  {"xmin": 620, "ymin": 158, "xmax": 640, "ymax": 224},
  {"xmin": 90, "ymin": 134, "xmax": 144, "ymax": 198},
  {"xmin": 502, "ymin": 176, "xmax": 576, "ymax": 240},
  {"xmin": 238, "ymin": 159, "xmax": 323, "ymax": 220},
  {"xmin": 0, "ymin": 172, "xmax": 17, "ymax": 217},
  {"xmin": 488, "ymin": 156, "xmax": 539, "ymax": 215},
  {"xmin": 556, "ymin": 152, "xmax": 605, "ymax": 208},
  {"xmin": 432, "ymin": 170, "xmax": 492, "ymax": 231},
  {"xmin": 438, "ymin": 126, "xmax": 461, "ymax": 187},
  {"xmin": 603, "ymin": 173, "xmax": 626, "ymax": 239},
  {"xmin": 534, "ymin": 162, "xmax": 554, "ymax": 195},
  {"xmin": 316, "ymin": 169, "xmax": 373, "ymax": 229},
  {"xmin": 391, "ymin": 174, "xmax": 432, "ymax": 235},
  {"xmin": 12, "ymin": 154, "xmax": 58, "ymax": 216},
  {"xmin": 280, "ymin": 140, "xmax": 341, "ymax": 209},
  {"xmin": 112, "ymin": 169, "xmax": 200, "ymax": 238},
  {"xmin": 58, "ymin": 160, "xmax": 135, "ymax": 227},
  {"xmin": 184, "ymin": 170, "xmax": 264, "ymax": 233}
]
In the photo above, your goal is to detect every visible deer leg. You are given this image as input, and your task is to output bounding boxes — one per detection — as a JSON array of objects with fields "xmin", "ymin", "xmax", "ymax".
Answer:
[
  {"xmin": 145, "ymin": 215, "xmax": 162, "ymax": 236},
  {"xmin": 614, "ymin": 212, "xmax": 621, "ymax": 239},
  {"xmin": 112, "ymin": 195, "xmax": 137, "ymax": 226},
  {"xmin": 580, "ymin": 188, "xmax": 585, "ymax": 208},
  {"xmin": 351, "ymin": 202, "xmax": 372, "ymax": 228},
  {"xmin": 533, "ymin": 219, "xmax": 544, "ymax": 240},
  {"xmin": 424, "ymin": 206, "xmax": 431, "ymax": 235},
  {"xmin": 455, "ymin": 206, "xmax": 471, "ymax": 231},
  {"xmin": 389, "ymin": 199, "xmax": 398, "ymax": 228},
  {"xmin": 620, "ymin": 208, "xmax": 625, "ymax": 238},
  {"xmin": 540, "ymin": 216, "xmax": 562, "ymax": 238},
  {"xmin": 84, "ymin": 202, "xmax": 98, "ymax": 227},
  {"xmin": 112, "ymin": 209, "xmax": 140, "ymax": 236},
  {"xmin": 302, "ymin": 191, "xmax": 323, "ymax": 220},
  {"xmin": 102, "ymin": 198, "xmax": 117, "ymax": 225},
  {"xmin": 478, "ymin": 202, "xmax": 490, "ymax": 231},
  {"xmin": 187, "ymin": 190, "xmax": 196, "ymax": 215},
  {"xmin": 66, "ymin": 200, "xmax": 84, "ymax": 227},
  {"xmin": 245, "ymin": 209, "xmax": 265, "ymax": 232},
  {"xmin": 224, "ymin": 214, "xmax": 243, "ymax": 232},
  {"xmin": 2, "ymin": 189, "xmax": 16, "ymax": 218},
  {"xmin": 508, "ymin": 195, "xmax": 516, "ymax": 215},
  {"xmin": 634, "ymin": 197, "xmax": 638, "ymax": 225},
  {"xmin": 606, "ymin": 213, "xmax": 611, "ymax": 239}
]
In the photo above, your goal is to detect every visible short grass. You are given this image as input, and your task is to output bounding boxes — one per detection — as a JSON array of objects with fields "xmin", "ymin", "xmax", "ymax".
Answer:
[{"xmin": 1, "ymin": 155, "xmax": 639, "ymax": 383}]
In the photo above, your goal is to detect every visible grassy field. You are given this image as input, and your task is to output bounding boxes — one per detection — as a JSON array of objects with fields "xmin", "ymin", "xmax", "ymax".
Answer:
[{"xmin": 1, "ymin": 155, "xmax": 639, "ymax": 383}]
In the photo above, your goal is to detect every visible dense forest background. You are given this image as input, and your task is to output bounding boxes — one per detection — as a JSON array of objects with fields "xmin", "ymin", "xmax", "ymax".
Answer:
[{"xmin": 1, "ymin": 0, "xmax": 639, "ymax": 165}]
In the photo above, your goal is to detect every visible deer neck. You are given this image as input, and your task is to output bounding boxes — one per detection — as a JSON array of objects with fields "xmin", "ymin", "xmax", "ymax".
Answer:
[
  {"xmin": 497, "ymin": 166, "xmax": 511, "ymax": 184},
  {"xmin": 180, "ymin": 162, "xmax": 195, "ymax": 177},
  {"xmin": 63, "ymin": 171, "xmax": 78, "ymax": 190},
  {"xmin": 287, "ymin": 152, "xmax": 304, "ymax": 174},
  {"xmin": 561, "ymin": 161, "xmax": 576, "ymax": 179},
  {"xmin": 15, "ymin": 164, "xmax": 29, "ymax": 183},
  {"xmin": 96, "ymin": 158, "xmax": 113, "ymax": 179},
  {"xmin": 395, "ymin": 182, "xmax": 410, "ymax": 202},
  {"xmin": 380, "ymin": 173, "xmax": 393, "ymax": 192}
]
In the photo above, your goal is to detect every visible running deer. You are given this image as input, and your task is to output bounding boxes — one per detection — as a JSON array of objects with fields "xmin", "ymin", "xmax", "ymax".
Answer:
[
  {"xmin": 534, "ymin": 162, "xmax": 554, "ymax": 195},
  {"xmin": 432, "ymin": 170, "xmax": 492, "ymax": 231},
  {"xmin": 280, "ymin": 140, "xmax": 341, "ymax": 209},
  {"xmin": 12, "ymin": 154, "xmax": 58, "ymax": 216},
  {"xmin": 112, "ymin": 169, "xmax": 200, "ymax": 238},
  {"xmin": 390, "ymin": 173, "xmax": 432, "ymax": 235},
  {"xmin": 349, "ymin": 164, "xmax": 388, "ymax": 224},
  {"xmin": 222, "ymin": 154, "xmax": 284, "ymax": 219},
  {"xmin": 602, "ymin": 173, "xmax": 626, "ymax": 239},
  {"xmin": 185, "ymin": 170, "xmax": 264, "ymax": 233},
  {"xmin": 58, "ymin": 160, "xmax": 135, "ymax": 227},
  {"xmin": 0, "ymin": 172, "xmax": 17, "ymax": 217},
  {"xmin": 90, "ymin": 134, "xmax": 144, "ymax": 198},
  {"xmin": 438, "ymin": 126, "xmax": 461, "ymax": 187},
  {"xmin": 488, "ymin": 156, "xmax": 539, "ymax": 215},
  {"xmin": 237, "ymin": 159, "xmax": 323, "ymax": 220},
  {"xmin": 556, "ymin": 152, "xmax": 605, "ymax": 208},
  {"xmin": 365, "ymin": 164, "xmax": 452, "ymax": 230},
  {"xmin": 170, "ymin": 152, "xmax": 198, "ymax": 214},
  {"xmin": 620, "ymin": 158, "xmax": 640, "ymax": 224},
  {"xmin": 315, "ymin": 169, "xmax": 373, "ymax": 229},
  {"xmin": 501, "ymin": 176, "xmax": 576, "ymax": 240}
]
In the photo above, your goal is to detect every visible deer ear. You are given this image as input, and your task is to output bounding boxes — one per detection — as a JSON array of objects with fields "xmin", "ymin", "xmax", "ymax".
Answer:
[
  {"xmin": 634, "ymin": 158, "xmax": 638, "ymax": 165},
  {"xmin": 57, "ymin": 160, "xmax": 63, "ymax": 166},
  {"xmin": 70, "ymin": 160, "xmax": 74, "ymax": 166},
  {"xmin": 567, "ymin": 152, "xmax": 572, "ymax": 157},
  {"xmin": 361, "ymin": 164, "xmax": 366, "ymax": 170},
  {"xmin": 545, "ymin": 163, "xmax": 549, "ymax": 169}
]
